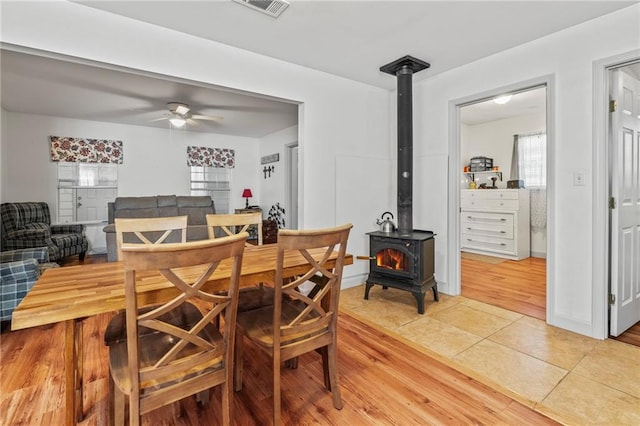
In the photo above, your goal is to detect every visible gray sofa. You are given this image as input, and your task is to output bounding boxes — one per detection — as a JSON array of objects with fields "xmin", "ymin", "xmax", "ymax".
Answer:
[{"xmin": 103, "ymin": 195, "xmax": 215, "ymax": 262}]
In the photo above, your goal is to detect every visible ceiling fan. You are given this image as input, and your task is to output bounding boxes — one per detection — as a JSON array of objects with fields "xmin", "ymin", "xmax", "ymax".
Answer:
[{"xmin": 153, "ymin": 102, "xmax": 224, "ymax": 128}]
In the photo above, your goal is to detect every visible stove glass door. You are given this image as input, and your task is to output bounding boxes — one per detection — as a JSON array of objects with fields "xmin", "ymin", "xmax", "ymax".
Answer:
[{"xmin": 375, "ymin": 247, "xmax": 410, "ymax": 273}]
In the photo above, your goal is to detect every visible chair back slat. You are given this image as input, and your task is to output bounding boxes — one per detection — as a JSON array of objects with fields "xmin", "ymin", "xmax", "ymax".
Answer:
[
  {"xmin": 206, "ymin": 212, "xmax": 263, "ymax": 246},
  {"xmin": 115, "ymin": 216, "xmax": 188, "ymax": 261}
]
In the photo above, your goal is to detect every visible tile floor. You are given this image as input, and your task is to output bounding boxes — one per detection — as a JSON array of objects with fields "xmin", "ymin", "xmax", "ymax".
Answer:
[{"xmin": 340, "ymin": 285, "xmax": 640, "ymax": 425}]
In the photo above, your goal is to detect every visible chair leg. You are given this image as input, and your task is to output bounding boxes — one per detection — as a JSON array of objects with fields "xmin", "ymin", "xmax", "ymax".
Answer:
[
  {"xmin": 195, "ymin": 389, "xmax": 210, "ymax": 406},
  {"xmin": 222, "ymin": 380, "xmax": 233, "ymax": 425},
  {"xmin": 327, "ymin": 342, "xmax": 343, "ymax": 410},
  {"xmin": 108, "ymin": 373, "xmax": 115, "ymax": 426},
  {"xmin": 284, "ymin": 357, "xmax": 298, "ymax": 369},
  {"xmin": 79, "ymin": 251, "xmax": 86, "ymax": 261},
  {"xmin": 110, "ymin": 374, "xmax": 126, "ymax": 426},
  {"xmin": 234, "ymin": 332, "xmax": 244, "ymax": 391},
  {"xmin": 273, "ymin": 355, "xmax": 282, "ymax": 425},
  {"xmin": 320, "ymin": 346, "xmax": 330, "ymax": 390}
]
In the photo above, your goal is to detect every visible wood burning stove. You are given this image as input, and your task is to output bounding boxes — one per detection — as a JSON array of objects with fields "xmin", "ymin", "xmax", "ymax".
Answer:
[
  {"xmin": 362, "ymin": 55, "xmax": 438, "ymax": 314},
  {"xmin": 364, "ymin": 230, "xmax": 438, "ymax": 314}
]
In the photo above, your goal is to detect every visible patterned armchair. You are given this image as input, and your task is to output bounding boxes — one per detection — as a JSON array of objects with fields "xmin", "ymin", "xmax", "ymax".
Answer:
[
  {"xmin": 1, "ymin": 202, "xmax": 88, "ymax": 263},
  {"xmin": 0, "ymin": 247, "xmax": 57, "ymax": 321}
]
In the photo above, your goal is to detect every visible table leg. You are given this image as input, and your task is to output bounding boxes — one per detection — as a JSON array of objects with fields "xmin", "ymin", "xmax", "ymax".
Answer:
[{"xmin": 64, "ymin": 319, "xmax": 83, "ymax": 425}]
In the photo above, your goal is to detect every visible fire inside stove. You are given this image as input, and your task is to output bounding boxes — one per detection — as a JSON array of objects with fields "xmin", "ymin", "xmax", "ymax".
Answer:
[{"xmin": 376, "ymin": 248, "xmax": 409, "ymax": 272}]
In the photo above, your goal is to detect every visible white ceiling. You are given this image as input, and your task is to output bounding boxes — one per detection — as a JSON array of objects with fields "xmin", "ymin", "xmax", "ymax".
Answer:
[
  {"xmin": 460, "ymin": 87, "xmax": 547, "ymax": 126},
  {"xmin": 1, "ymin": 1, "xmax": 636, "ymax": 136},
  {"xmin": 0, "ymin": 49, "xmax": 300, "ymax": 137},
  {"xmin": 76, "ymin": 0, "xmax": 634, "ymax": 89}
]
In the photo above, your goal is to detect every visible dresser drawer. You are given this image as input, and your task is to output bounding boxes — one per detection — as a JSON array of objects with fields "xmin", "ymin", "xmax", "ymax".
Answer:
[
  {"xmin": 461, "ymin": 233, "xmax": 515, "ymax": 254},
  {"xmin": 462, "ymin": 211, "xmax": 514, "ymax": 227},
  {"xmin": 461, "ymin": 221, "xmax": 513, "ymax": 239},
  {"xmin": 461, "ymin": 198, "xmax": 519, "ymax": 210},
  {"xmin": 462, "ymin": 190, "xmax": 519, "ymax": 200}
]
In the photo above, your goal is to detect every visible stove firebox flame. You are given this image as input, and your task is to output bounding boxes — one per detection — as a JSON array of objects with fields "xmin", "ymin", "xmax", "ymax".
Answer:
[{"xmin": 376, "ymin": 248, "xmax": 408, "ymax": 272}]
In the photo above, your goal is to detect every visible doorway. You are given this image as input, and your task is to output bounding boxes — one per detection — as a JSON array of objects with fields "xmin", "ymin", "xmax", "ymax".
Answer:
[
  {"xmin": 451, "ymin": 80, "xmax": 551, "ymax": 320},
  {"xmin": 608, "ymin": 61, "xmax": 640, "ymax": 338}
]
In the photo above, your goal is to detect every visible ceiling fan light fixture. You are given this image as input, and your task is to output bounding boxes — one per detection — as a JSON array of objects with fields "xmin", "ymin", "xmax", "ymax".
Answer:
[
  {"xmin": 169, "ymin": 117, "xmax": 186, "ymax": 128},
  {"xmin": 493, "ymin": 95, "xmax": 512, "ymax": 105}
]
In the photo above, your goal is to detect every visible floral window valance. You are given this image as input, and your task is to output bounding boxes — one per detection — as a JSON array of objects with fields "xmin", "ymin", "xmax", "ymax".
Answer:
[
  {"xmin": 50, "ymin": 136, "xmax": 123, "ymax": 164},
  {"xmin": 187, "ymin": 146, "xmax": 235, "ymax": 168}
]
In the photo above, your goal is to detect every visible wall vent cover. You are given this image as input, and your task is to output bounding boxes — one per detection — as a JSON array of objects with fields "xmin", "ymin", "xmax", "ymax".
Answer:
[{"xmin": 233, "ymin": 0, "xmax": 290, "ymax": 18}]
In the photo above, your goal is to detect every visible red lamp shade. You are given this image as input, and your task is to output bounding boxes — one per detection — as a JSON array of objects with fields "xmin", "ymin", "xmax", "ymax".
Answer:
[{"xmin": 242, "ymin": 188, "xmax": 253, "ymax": 208}]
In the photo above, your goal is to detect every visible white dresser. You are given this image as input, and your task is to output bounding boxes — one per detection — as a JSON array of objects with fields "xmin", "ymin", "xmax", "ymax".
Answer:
[{"xmin": 460, "ymin": 189, "xmax": 530, "ymax": 260}]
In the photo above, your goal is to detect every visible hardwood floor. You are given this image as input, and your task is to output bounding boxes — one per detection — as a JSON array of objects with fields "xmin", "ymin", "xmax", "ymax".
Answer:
[
  {"xmin": 613, "ymin": 321, "xmax": 640, "ymax": 347},
  {"xmin": 461, "ymin": 254, "xmax": 640, "ymax": 347},
  {"xmin": 0, "ymin": 308, "xmax": 558, "ymax": 425},
  {"xmin": 461, "ymin": 255, "xmax": 547, "ymax": 320}
]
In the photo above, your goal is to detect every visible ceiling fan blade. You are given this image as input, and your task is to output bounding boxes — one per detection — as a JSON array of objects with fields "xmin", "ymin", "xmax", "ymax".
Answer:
[
  {"xmin": 191, "ymin": 114, "xmax": 224, "ymax": 121},
  {"xmin": 186, "ymin": 118, "xmax": 199, "ymax": 126},
  {"xmin": 149, "ymin": 116, "xmax": 169, "ymax": 122}
]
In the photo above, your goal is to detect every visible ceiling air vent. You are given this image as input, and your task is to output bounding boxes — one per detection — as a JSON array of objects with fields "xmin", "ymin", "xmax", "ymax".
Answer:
[{"xmin": 233, "ymin": 0, "xmax": 290, "ymax": 18}]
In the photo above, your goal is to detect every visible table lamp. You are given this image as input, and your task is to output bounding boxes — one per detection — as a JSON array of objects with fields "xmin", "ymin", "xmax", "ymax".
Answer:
[{"xmin": 242, "ymin": 188, "xmax": 253, "ymax": 208}]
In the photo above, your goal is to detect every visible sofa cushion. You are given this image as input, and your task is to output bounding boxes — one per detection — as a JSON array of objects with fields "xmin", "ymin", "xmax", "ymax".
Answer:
[
  {"xmin": 115, "ymin": 208, "xmax": 160, "ymax": 219},
  {"xmin": 176, "ymin": 196, "xmax": 213, "ymax": 208},
  {"xmin": 187, "ymin": 225, "xmax": 210, "ymax": 241},
  {"xmin": 176, "ymin": 196, "xmax": 214, "ymax": 226},
  {"xmin": 158, "ymin": 206, "xmax": 179, "ymax": 217},
  {"xmin": 114, "ymin": 196, "xmax": 158, "ymax": 210},
  {"xmin": 157, "ymin": 195, "xmax": 178, "ymax": 207}
]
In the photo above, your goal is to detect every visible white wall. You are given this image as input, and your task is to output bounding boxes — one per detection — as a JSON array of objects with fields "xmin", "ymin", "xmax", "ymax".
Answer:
[
  {"xmin": 3, "ymin": 111, "xmax": 260, "ymax": 253},
  {"xmin": 460, "ymin": 112, "xmax": 546, "ymax": 189},
  {"xmin": 461, "ymin": 112, "xmax": 547, "ymax": 256},
  {"xmin": 259, "ymin": 125, "xmax": 297, "ymax": 226},
  {"xmin": 0, "ymin": 1, "xmax": 392, "ymax": 287},
  {"xmin": 410, "ymin": 4, "xmax": 640, "ymax": 337}
]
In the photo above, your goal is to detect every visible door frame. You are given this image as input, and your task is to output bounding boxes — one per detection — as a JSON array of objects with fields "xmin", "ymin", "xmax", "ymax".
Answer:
[
  {"xmin": 593, "ymin": 49, "xmax": 640, "ymax": 339},
  {"xmin": 447, "ymin": 75, "xmax": 556, "ymax": 323},
  {"xmin": 285, "ymin": 141, "xmax": 299, "ymax": 230}
]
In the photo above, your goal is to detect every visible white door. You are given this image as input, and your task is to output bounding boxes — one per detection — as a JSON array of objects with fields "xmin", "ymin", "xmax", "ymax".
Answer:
[
  {"xmin": 76, "ymin": 188, "xmax": 117, "ymax": 222},
  {"xmin": 609, "ymin": 68, "xmax": 640, "ymax": 336}
]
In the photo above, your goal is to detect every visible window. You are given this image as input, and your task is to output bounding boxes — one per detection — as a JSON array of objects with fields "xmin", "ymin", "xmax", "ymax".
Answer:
[
  {"xmin": 516, "ymin": 132, "xmax": 546, "ymax": 188},
  {"xmin": 57, "ymin": 163, "xmax": 118, "ymax": 223},
  {"xmin": 190, "ymin": 166, "xmax": 231, "ymax": 213}
]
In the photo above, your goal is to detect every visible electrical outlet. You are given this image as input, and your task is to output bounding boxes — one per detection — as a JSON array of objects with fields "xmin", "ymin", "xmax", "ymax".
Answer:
[{"xmin": 574, "ymin": 171, "xmax": 586, "ymax": 186}]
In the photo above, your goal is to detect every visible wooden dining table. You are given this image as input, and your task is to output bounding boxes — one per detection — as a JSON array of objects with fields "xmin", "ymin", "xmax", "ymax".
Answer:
[{"xmin": 11, "ymin": 243, "xmax": 353, "ymax": 426}]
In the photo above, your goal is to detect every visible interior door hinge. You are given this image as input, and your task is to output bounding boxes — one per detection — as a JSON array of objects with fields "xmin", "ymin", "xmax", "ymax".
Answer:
[
  {"xmin": 609, "ymin": 100, "xmax": 617, "ymax": 112},
  {"xmin": 609, "ymin": 293, "xmax": 616, "ymax": 305},
  {"xmin": 609, "ymin": 197, "xmax": 616, "ymax": 209}
]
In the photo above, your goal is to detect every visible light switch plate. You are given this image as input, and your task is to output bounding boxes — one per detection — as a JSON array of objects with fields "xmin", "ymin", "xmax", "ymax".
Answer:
[{"xmin": 574, "ymin": 171, "xmax": 586, "ymax": 186}]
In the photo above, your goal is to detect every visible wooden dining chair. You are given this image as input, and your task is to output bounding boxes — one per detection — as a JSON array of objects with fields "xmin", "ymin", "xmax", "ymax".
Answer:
[
  {"xmin": 114, "ymin": 216, "xmax": 188, "ymax": 261},
  {"xmin": 108, "ymin": 233, "xmax": 247, "ymax": 426},
  {"xmin": 206, "ymin": 212, "xmax": 263, "ymax": 245},
  {"xmin": 206, "ymin": 212, "xmax": 273, "ymax": 312},
  {"xmin": 233, "ymin": 223, "xmax": 352, "ymax": 425},
  {"xmin": 106, "ymin": 216, "xmax": 192, "ymax": 346}
]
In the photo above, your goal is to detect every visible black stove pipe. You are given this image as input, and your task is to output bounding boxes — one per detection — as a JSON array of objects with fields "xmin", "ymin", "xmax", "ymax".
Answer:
[{"xmin": 380, "ymin": 56, "xmax": 430, "ymax": 235}]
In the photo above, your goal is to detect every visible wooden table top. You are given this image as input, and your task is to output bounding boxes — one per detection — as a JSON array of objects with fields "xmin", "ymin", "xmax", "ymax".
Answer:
[{"xmin": 12, "ymin": 244, "xmax": 353, "ymax": 330}]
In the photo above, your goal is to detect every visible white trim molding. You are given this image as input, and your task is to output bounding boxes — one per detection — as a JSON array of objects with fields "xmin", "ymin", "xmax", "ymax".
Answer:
[
  {"xmin": 448, "ymin": 75, "xmax": 556, "ymax": 324},
  {"xmin": 592, "ymin": 49, "xmax": 640, "ymax": 340}
]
